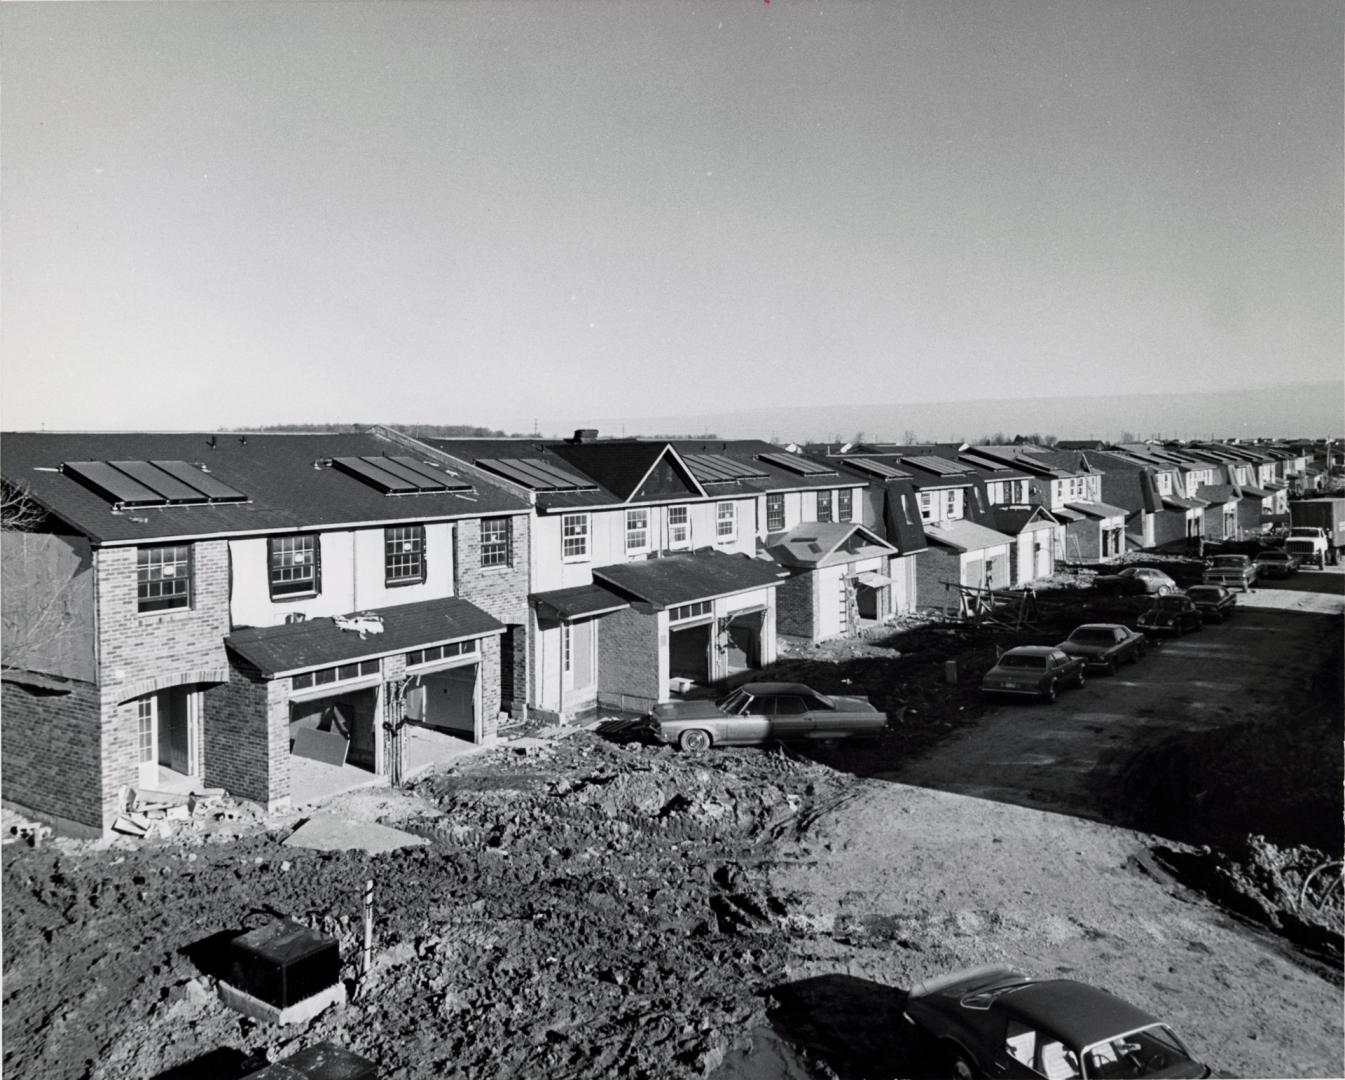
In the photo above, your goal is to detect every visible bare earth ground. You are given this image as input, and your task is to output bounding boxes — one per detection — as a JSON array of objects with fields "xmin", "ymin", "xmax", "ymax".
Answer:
[{"xmin": 3, "ymin": 561, "xmax": 1342, "ymax": 1080}]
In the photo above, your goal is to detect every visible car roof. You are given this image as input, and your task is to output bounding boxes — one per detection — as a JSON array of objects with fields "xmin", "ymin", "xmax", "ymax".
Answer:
[
  {"xmin": 996, "ymin": 980, "xmax": 1161, "ymax": 1048},
  {"xmin": 735, "ymin": 682, "xmax": 817, "ymax": 696},
  {"xmin": 1071, "ymin": 623, "xmax": 1126, "ymax": 632},
  {"xmin": 1002, "ymin": 646, "xmax": 1058, "ymax": 657}
]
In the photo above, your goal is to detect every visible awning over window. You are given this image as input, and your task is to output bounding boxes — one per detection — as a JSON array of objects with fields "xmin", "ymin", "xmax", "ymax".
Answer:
[
  {"xmin": 532, "ymin": 583, "xmax": 630, "ymax": 622},
  {"xmin": 853, "ymin": 571, "xmax": 894, "ymax": 588},
  {"xmin": 226, "ymin": 597, "xmax": 504, "ymax": 678}
]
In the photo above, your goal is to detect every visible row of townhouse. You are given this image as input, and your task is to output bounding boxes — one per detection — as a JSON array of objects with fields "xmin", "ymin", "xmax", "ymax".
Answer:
[{"xmin": 0, "ymin": 427, "xmax": 1315, "ymax": 836}]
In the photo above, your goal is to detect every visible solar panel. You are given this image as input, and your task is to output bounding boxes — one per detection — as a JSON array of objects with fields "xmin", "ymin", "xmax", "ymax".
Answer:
[
  {"xmin": 902, "ymin": 455, "xmax": 968, "ymax": 475},
  {"xmin": 111, "ymin": 460, "xmax": 212, "ymax": 503},
  {"xmin": 684, "ymin": 453, "xmax": 768, "ymax": 483},
  {"xmin": 843, "ymin": 458, "xmax": 908, "ymax": 480},
  {"xmin": 151, "ymin": 460, "xmax": 249, "ymax": 502},
  {"xmin": 384, "ymin": 456, "xmax": 472, "ymax": 491},
  {"xmin": 62, "ymin": 461, "xmax": 164, "ymax": 506},
  {"xmin": 476, "ymin": 457, "xmax": 596, "ymax": 492},
  {"xmin": 758, "ymin": 452, "xmax": 836, "ymax": 477},
  {"xmin": 333, "ymin": 457, "xmax": 423, "ymax": 494}
]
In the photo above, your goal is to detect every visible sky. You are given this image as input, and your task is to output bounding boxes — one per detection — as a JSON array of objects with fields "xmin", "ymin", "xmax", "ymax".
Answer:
[{"xmin": 2, "ymin": 1, "xmax": 1341, "ymax": 436}]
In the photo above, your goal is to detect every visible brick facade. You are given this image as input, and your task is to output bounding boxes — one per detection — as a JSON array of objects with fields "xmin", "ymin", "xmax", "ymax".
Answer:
[
  {"xmin": 775, "ymin": 572, "xmax": 814, "ymax": 637},
  {"xmin": 1, "ymin": 677, "xmax": 103, "ymax": 835},
  {"xmin": 454, "ymin": 514, "xmax": 530, "ymax": 718},
  {"xmin": 596, "ymin": 605, "xmax": 661, "ymax": 714},
  {"xmin": 204, "ymin": 664, "xmax": 290, "ymax": 808}
]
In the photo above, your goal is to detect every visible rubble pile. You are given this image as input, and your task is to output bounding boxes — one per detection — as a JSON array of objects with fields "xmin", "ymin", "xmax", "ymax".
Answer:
[{"xmin": 2, "ymin": 735, "xmax": 846, "ymax": 1080}]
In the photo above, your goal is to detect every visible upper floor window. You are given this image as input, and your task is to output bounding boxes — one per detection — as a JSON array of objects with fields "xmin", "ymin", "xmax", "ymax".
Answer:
[
  {"xmin": 815, "ymin": 490, "xmax": 832, "ymax": 523},
  {"xmin": 945, "ymin": 489, "xmax": 958, "ymax": 518},
  {"xmin": 385, "ymin": 525, "xmax": 426, "ymax": 587},
  {"xmin": 668, "ymin": 505, "xmax": 690, "ymax": 549},
  {"xmin": 138, "ymin": 543, "xmax": 192, "ymax": 612},
  {"xmin": 625, "ymin": 508, "xmax": 650, "ymax": 553},
  {"xmin": 270, "ymin": 535, "xmax": 319, "ymax": 598},
  {"xmin": 918, "ymin": 492, "xmax": 933, "ymax": 522},
  {"xmin": 837, "ymin": 488, "xmax": 853, "ymax": 522},
  {"xmin": 766, "ymin": 493, "xmax": 785, "ymax": 532},
  {"xmin": 562, "ymin": 513, "xmax": 590, "ymax": 561},
  {"xmin": 481, "ymin": 517, "xmax": 512, "ymax": 568},
  {"xmin": 716, "ymin": 502, "xmax": 736, "ymax": 541}
]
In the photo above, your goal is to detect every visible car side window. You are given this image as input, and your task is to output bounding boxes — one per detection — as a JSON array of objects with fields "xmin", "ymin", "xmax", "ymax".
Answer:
[
  {"xmin": 1005, "ymin": 1021, "xmax": 1037, "ymax": 1067},
  {"xmin": 772, "ymin": 696, "xmax": 809, "ymax": 716}
]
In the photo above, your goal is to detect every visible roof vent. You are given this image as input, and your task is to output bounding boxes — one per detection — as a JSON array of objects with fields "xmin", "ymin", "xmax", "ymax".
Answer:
[
  {"xmin": 569, "ymin": 428, "xmax": 599, "ymax": 443},
  {"xmin": 313, "ymin": 458, "xmax": 333, "ymax": 470}
]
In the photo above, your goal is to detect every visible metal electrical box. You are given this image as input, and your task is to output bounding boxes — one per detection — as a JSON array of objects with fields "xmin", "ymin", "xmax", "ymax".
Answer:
[{"xmin": 228, "ymin": 919, "xmax": 340, "ymax": 1009}]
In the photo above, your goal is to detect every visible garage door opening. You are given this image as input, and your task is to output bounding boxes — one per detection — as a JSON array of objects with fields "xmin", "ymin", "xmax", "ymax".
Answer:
[
  {"xmin": 405, "ymin": 664, "xmax": 479, "ymax": 741},
  {"xmin": 290, "ymin": 688, "xmax": 378, "ymax": 772},
  {"xmin": 669, "ymin": 622, "xmax": 711, "ymax": 684},
  {"xmin": 726, "ymin": 610, "xmax": 764, "ymax": 673}
]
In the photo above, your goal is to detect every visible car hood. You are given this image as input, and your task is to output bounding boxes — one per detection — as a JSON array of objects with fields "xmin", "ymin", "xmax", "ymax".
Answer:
[{"xmin": 1058, "ymin": 641, "xmax": 1109, "ymax": 657}]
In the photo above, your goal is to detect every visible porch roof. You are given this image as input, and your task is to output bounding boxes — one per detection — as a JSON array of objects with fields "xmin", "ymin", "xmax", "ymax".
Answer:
[
  {"xmin": 1064, "ymin": 500, "xmax": 1130, "ymax": 520},
  {"xmin": 922, "ymin": 519, "xmax": 1015, "ymax": 554},
  {"xmin": 1161, "ymin": 494, "xmax": 1207, "ymax": 511},
  {"xmin": 593, "ymin": 549, "xmax": 784, "ymax": 609},
  {"xmin": 226, "ymin": 597, "xmax": 504, "ymax": 678},
  {"xmin": 762, "ymin": 521, "xmax": 895, "ymax": 569},
  {"xmin": 531, "ymin": 583, "xmax": 630, "ymax": 621}
]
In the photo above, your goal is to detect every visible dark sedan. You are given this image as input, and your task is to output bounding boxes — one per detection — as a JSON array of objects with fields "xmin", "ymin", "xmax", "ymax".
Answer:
[
  {"xmin": 903, "ymin": 964, "xmax": 1210, "ymax": 1079},
  {"xmin": 981, "ymin": 647, "xmax": 1087, "ymax": 703},
  {"xmin": 1136, "ymin": 595, "xmax": 1203, "ymax": 636},
  {"xmin": 1185, "ymin": 584, "xmax": 1237, "ymax": 622},
  {"xmin": 1057, "ymin": 624, "xmax": 1148, "ymax": 673},
  {"xmin": 647, "ymin": 682, "xmax": 883, "ymax": 752},
  {"xmin": 1253, "ymin": 548, "xmax": 1301, "ymax": 578}
]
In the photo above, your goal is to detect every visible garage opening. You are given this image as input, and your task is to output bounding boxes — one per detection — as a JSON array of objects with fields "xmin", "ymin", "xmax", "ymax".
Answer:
[
  {"xmin": 405, "ymin": 664, "xmax": 479, "ymax": 740},
  {"xmin": 725, "ymin": 609, "xmax": 764, "ymax": 673},
  {"xmin": 290, "ymin": 688, "xmax": 378, "ymax": 772},
  {"xmin": 669, "ymin": 622, "xmax": 712, "ymax": 684}
]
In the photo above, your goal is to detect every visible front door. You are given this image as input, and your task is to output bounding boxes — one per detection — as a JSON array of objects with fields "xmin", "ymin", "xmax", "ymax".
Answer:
[
  {"xmin": 162, "ymin": 686, "xmax": 191, "ymax": 774},
  {"xmin": 137, "ymin": 696, "xmax": 159, "ymax": 787}
]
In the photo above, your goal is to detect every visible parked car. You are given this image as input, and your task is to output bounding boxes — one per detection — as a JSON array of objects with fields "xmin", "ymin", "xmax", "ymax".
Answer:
[
  {"xmin": 1185, "ymin": 584, "xmax": 1237, "ymax": 622},
  {"xmin": 1057, "ymin": 623, "xmax": 1148, "ymax": 673},
  {"xmin": 1201, "ymin": 554, "xmax": 1256, "ymax": 592},
  {"xmin": 646, "ymin": 682, "xmax": 883, "ymax": 752},
  {"xmin": 981, "ymin": 646, "xmax": 1086, "ymax": 703},
  {"xmin": 1253, "ymin": 548, "xmax": 1300, "ymax": 578},
  {"xmin": 903, "ymin": 964, "xmax": 1211, "ymax": 1080},
  {"xmin": 1091, "ymin": 567, "xmax": 1178, "ymax": 596},
  {"xmin": 1136, "ymin": 594, "xmax": 1203, "ymax": 636}
]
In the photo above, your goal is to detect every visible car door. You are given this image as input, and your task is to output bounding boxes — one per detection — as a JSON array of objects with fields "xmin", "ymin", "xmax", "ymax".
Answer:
[
  {"xmin": 719, "ymin": 691, "xmax": 772, "ymax": 745},
  {"xmin": 768, "ymin": 694, "xmax": 815, "ymax": 740}
]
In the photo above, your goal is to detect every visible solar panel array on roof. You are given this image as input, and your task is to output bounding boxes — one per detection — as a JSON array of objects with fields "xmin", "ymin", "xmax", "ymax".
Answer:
[
  {"xmin": 332, "ymin": 455, "xmax": 471, "ymax": 495},
  {"xmin": 682, "ymin": 453, "xmax": 769, "ymax": 483},
  {"xmin": 842, "ymin": 458, "xmax": 909, "ymax": 480},
  {"xmin": 62, "ymin": 460, "xmax": 249, "ymax": 507},
  {"xmin": 902, "ymin": 455, "xmax": 968, "ymax": 475},
  {"xmin": 476, "ymin": 457, "xmax": 598, "ymax": 492},
  {"xmin": 757, "ymin": 452, "xmax": 837, "ymax": 476}
]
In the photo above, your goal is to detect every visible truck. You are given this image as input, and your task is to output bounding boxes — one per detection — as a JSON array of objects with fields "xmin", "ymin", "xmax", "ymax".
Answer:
[
  {"xmin": 1202, "ymin": 553, "xmax": 1256, "ymax": 591},
  {"xmin": 1286, "ymin": 498, "xmax": 1345, "ymax": 568}
]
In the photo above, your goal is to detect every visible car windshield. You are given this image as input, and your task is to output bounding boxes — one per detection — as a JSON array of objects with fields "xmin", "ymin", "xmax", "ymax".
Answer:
[
  {"xmin": 1081, "ymin": 1024, "xmax": 1195, "ymax": 1079},
  {"xmin": 1151, "ymin": 597, "xmax": 1185, "ymax": 610},
  {"xmin": 1186, "ymin": 588, "xmax": 1218, "ymax": 600},
  {"xmin": 1069, "ymin": 629, "xmax": 1116, "ymax": 644},
  {"xmin": 1211, "ymin": 557, "xmax": 1244, "ymax": 568},
  {"xmin": 717, "ymin": 688, "xmax": 754, "ymax": 715},
  {"xmin": 999, "ymin": 654, "xmax": 1047, "ymax": 669}
]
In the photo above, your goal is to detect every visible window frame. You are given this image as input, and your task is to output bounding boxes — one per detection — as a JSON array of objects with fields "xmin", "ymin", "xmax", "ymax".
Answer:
[
  {"xmin": 837, "ymin": 488, "xmax": 853, "ymax": 522},
  {"xmin": 815, "ymin": 490, "xmax": 833, "ymax": 523},
  {"xmin": 625, "ymin": 507, "xmax": 650, "ymax": 553},
  {"xmin": 918, "ymin": 491, "xmax": 933, "ymax": 522},
  {"xmin": 716, "ymin": 501, "xmax": 736, "ymax": 542},
  {"xmin": 561, "ymin": 513, "xmax": 590, "ymax": 562},
  {"xmin": 137, "ymin": 543, "xmax": 193, "ymax": 613},
  {"xmin": 667, "ymin": 505, "xmax": 690, "ymax": 549},
  {"xmin": 480, "ymin": 516, "xmax": 512, "ymax": 568},
  {"xmin": 268, "ymin": 534, "xmax": 320, "ymax": 600},
  {"xmin": 384, "ymin": 524, "xmax": 427, "ymax": 588},
  {"xmin": 765, "ymin": 492, "xmax": 785, "ymax": 532}
]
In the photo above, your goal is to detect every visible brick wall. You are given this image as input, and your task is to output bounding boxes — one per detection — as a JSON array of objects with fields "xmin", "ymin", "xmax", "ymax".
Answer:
[
  {"xmin": 455, "ymin": 514, "xmax": 530, "ymax": 717},
  {"xmin": 203, "ymin": 664, "xmax": 290, "ymax": 808},
  {"xmin": 775, "ymin": 572, "xmax": 815, "ymax": 638},
  {"xmin": 596, "ymin": 605, "xmax": 661, "ymax": 714},
  {"xmin": 1, "ymin": 677, "xmax": 103, "ymax": 834},
  {"xmin": 95, "ymin": 541, "xmax": 233, "ymax": 821},
  {"xmin": 914, "ymin": 547, "xmax": 961, "ymax": 613}
]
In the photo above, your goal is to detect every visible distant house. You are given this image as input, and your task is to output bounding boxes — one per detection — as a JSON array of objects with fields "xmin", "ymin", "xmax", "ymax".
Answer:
[
  {"xmin": 1093, "ymin": 447, "xmax": 1205, "ymax": 550},
  {"xmin": 1, "ymin": 430, "xmax": 531, "ymax": 836}
]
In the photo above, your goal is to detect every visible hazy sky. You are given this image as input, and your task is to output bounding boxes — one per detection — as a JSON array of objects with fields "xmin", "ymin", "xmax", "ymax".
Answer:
[{"xmin": 2, "ymin": 1, "xmax": 1340, "ymax": 434}]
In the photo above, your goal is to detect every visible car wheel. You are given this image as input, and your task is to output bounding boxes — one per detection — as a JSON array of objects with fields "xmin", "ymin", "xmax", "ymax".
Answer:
[
  {"xmin": 1040, "ymin": 680, "xmax": 1057, "ymax": 704},
  {"xmin": 945, "ymin": 1045, "xmax": 978, "ymax": 1080},
  {"xmin": 678, "ymin": 729, "xmax": 712, "ymax": 753},
  {"xmin": 1129, "ymin": 647, "xmax": 1141, "ymax": 664},
  {"xmin": 1106, "ymin": 657, "xmax": 1118, "ymax": 675},
  {"xmin": 1074, "ymin": 667, "xmax": 1087, "ymax": 688},
  {"xmin": 1157, "ymin": 584, "xmax": 1173, "ymax": 596}
]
